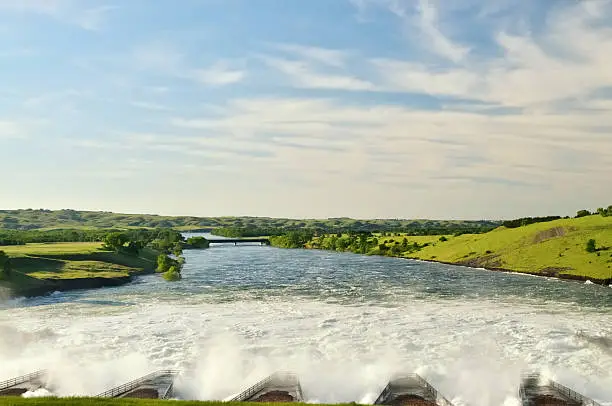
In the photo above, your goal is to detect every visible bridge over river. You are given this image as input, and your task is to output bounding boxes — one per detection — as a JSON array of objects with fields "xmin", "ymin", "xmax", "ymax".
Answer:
[{"xmin": 207, "ymin": 238, "xmax": 270, "ymax": 246}]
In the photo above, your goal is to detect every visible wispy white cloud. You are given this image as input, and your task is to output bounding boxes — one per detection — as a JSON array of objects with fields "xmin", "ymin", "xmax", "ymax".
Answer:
[
  {"xmin": 352, "ymin": 0, "xmax": 469, "ymax": 63},
  {"xmin": 192, "ymin": 62, "xmax": 245, "ymax": 86},
  {"xmin": 0, "ymin": 0, "xmax": 62, "ymax": 15},
  {"xmin": 0, "ymin": 1, "xmax": 118, "ymax": 31},
  {"xmin": 129, "ymin": 101, "xmax": 173, "ymax": 111},
  {"xmin": 131, "ymin": 42, "xmax": 184, "ymax": 74},
  {"xmin": 167, "ymin": 95, "xmax": 612, "ymax": 193},
  {"xmin": 414, "ymin": 0, "xmax": 470, "ymax": 63},
  {"xmin": 74, "ymin": 5, "xmax": 119, "ymax": 31},
  {"xmin": 261, "ymin": 56, "xmax": 375, "ymax": 91},
  {"xmin": 271, "ymin": 43, "xmax": 349, "ymax": 67},
  {"xmin": 0, "ymin": 120, "xmax": 27, "ymax": 139}
]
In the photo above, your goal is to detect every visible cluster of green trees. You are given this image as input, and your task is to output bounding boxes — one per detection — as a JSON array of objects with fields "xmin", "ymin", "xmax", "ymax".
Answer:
[
  {"xmin": 0, "ymin": 229, "xmax": 115, "ymax": 245},
  {"xmin": 575, "ymin": 205, "xmax": 612, "ymax": 218},
  {"xmin": 0, "ymin": 228, "xmax": 186, "ymax": 248},
  {"xmin": 269, "ymin": 230, "xmax": 315, "ymax": 248},
  {"xmin": 214, "ymin": 223, "xmax": 497, "ymax": 239},
  {"xmin": 184, "ymin": 236, "xmax": 210, "ymax": 249},
  {"xmin": 100, "ymin": 229, "xmax": 187, "ymax": 282},
  {"xmin": 156, "ymin": 250, "xmax": 184, "ymax": 282},
  {"xmin": 275, "ymin": 232, "xmax": 435, "ymax": 257},
  {"xmin": 502, "ymin": 216, "xmax": 563, "ymax": 229}
]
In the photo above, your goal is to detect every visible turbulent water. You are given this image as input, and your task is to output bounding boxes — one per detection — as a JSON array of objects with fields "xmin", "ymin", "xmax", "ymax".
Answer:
[{"xmin": 1, "ymin": 236, "xmax": 611, "ymax": 405}]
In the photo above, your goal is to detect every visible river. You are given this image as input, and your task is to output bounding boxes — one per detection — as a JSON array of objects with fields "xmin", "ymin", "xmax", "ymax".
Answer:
[{"xmin": 0, "ymin": 236, "xmax": 610, "ymax": 405}]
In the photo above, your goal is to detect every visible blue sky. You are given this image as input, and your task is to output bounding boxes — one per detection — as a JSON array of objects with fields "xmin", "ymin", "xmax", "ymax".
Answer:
[{"xmin": 1, "ymin": 0, "xmax": 611, "ymax": 219}]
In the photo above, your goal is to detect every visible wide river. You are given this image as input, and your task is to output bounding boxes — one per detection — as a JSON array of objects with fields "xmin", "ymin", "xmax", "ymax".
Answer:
[{"xmin": 1, "ymin": 236, "xmax": 611, "ymax": 405}]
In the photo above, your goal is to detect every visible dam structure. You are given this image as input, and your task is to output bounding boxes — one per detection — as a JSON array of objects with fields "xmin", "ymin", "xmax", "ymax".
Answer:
[
  {"xmin": 0, "ymin": 369, "xmax": 605, "ymax": 405},
  {"xmin": 519, "ymin": 373, "xmax": 602, "ymax": 406}
]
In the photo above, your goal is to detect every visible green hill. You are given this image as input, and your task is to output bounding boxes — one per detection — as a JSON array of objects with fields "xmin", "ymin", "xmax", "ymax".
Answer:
[
  {"xmin": 405, "ymin": 215, "xmax": 612, "ymax": 283},
  {"xmin": 0, "ymin": 209, "xmax": 499, "ymax": 234}
]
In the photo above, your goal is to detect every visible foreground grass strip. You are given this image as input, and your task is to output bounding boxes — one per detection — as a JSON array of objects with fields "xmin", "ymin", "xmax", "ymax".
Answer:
[{"xmin": 0, "ymin": 398, "xmax": 340, "ymax": 406}]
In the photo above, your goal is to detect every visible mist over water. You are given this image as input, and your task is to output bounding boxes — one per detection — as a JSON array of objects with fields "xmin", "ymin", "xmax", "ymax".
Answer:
[{"xmin": 1, "ymin": 239, "xmax": 610, "ymax": 405}]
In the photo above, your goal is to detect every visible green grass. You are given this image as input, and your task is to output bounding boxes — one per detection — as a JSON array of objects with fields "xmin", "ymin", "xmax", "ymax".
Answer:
[
  {"xmin": 404, "ymin": 215, "xmax": 612, "ymax": 281},
  {"xmin": 0, "ymin": 243, "xmax": 157, "ymax": 282},
  {"xmin": 1, "ymin": 242, "xmax": 104, "ymax": 257},
  {"xmin": 0, "ymin": 398, "xmax": 339, "ymax": 406}
]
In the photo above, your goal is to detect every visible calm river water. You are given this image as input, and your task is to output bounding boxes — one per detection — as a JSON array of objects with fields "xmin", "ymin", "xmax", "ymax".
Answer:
[{"xmin": 1, "ymin": 235, "xmax": 610, "ymax": 405}]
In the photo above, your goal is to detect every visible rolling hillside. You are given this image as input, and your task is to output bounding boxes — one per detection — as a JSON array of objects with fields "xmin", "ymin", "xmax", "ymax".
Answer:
[{"xmin": 405, "ymin": 215, "xmax": 612, "ymax": 282}]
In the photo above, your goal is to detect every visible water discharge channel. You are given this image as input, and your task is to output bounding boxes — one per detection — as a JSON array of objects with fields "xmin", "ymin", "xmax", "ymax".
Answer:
[{"xmin": 0, "ymin": 234, "xmax": 610, "ymax": 405}]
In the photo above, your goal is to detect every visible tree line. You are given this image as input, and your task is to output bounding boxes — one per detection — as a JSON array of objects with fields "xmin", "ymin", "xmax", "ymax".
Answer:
[
  {"xmin": 214, "ymin": 223, "xmax": 497, "ymax": 239},
  {"xmin": 269, "ymin": 231, "xmax": 441, "ymax": 257}
]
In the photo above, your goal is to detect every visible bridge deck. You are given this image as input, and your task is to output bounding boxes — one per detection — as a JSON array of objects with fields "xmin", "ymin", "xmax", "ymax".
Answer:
[{"xmin": 207, "ymin": 238, "xmax": 270, "ymax": 245}]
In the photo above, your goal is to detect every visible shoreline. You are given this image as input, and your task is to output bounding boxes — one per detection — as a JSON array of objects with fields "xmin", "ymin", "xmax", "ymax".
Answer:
[
  {"xmin": 405, "ymin": 257, "xmax": 611, "ymax": 286},
  {"xmin": 283, "ymin": 243, "xmax": 612, "ymax": 287},
  {"xmin": 4, "ymin": 268, "xmax": 155, "ymax": 298}
]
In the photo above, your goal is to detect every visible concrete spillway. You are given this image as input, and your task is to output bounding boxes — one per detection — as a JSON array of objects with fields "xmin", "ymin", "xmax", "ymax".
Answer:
[
  {"xmin": 230, "ymin": 371, "xmax": 304, "ymax": 402},
  {"xmin": 0, "ymin": 370, "xmax": 49, "ymax": 397},
  {"xmin": 1, "ymin": 369, "xmax": 604, "ymax": 405},
  {"xmin": 519, "ymin": 373, "xmax": 602, "ymax": 406},
  {"xmin": 96, "ymin": 370, "xmax": 179, "ymax": 399},
  {"xmin": 373, "ymin": 374, "xmax": 454, "ymax": 406}
]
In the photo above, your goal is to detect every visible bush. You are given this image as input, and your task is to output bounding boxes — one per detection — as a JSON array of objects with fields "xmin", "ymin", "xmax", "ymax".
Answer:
[
  {"xmin": 439, "ymin": 236, "xmax": 448, "ymax": 242},
  {"xmin": 186, "ymin": 236, "xmax": 210, "ymax": 248},
  {"xmin": 576, "ymin": 210, "xmax": 591, "ymax": 218},
  {"xmin": 162, "ymin": 266, "xmax": 181, "ymax": 281},
  {"xmin": 586, "ymin": 239, "xmax": 597, "ymax": 253}
]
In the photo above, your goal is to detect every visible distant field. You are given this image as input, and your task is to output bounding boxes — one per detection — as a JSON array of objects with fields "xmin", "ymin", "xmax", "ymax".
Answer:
[
  {"xmin": 404, "ymin": 215, "xmax": 612, "ymax": 281},
  {"xmin": 0, "ymin": 242, "xmax": 157, "ymax": 282}
]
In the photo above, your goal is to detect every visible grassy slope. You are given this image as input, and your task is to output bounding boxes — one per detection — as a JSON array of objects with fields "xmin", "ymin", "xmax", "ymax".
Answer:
[
  {"xmin": 1, "ymin": 243, "xmax": 157, "ymax": 282},
  {"xmin": 0, "ymin": 399, "xmax": 329, "ymax": 406},
  {"xmin": 404, "ymin": 215, "xmax": 612, "ymax": 280}
]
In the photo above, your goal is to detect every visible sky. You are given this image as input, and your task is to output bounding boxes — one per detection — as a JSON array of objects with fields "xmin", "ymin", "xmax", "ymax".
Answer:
[{"xmin": 1, "ymin": 0, "xmax": 611, "ymax": 220}]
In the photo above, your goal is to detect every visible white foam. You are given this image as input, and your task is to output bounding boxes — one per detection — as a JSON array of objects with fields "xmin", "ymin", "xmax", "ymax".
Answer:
[{"xmin": 0, "ymin": 292, "xmax": 610, "ymax": 404}]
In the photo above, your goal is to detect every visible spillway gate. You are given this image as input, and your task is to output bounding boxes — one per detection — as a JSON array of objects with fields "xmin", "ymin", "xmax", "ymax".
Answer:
[
  {"xmin": 0, "ymin": 370, "xmax": 48, "ymax": 397},
  {"xmin": 231, "ymin": 371, "xmax": 304, "ymax": 402},
  {"xmin": 374, "ymin": 374, "xmax": 454, "ymax": 406},
  {"xmin": 96, "ymin": 370, "xmax": 180, "ymax": 399},
  {"xmin": 519, "ymin": 373, "xmax": 602, "ymax": 406}
]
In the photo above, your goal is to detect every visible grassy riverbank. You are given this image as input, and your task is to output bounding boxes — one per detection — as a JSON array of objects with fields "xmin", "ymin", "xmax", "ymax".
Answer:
[
  {"xmin": 405, "ymin": 215, "xmax": 612, "ymax": 282},
  {"xmin": 0, "ymin": 242, "xmax": 158, "ymax": 296},
  {"xmin": 306, "ymin": 216, "xmax": 612, "ymax": 284}
]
